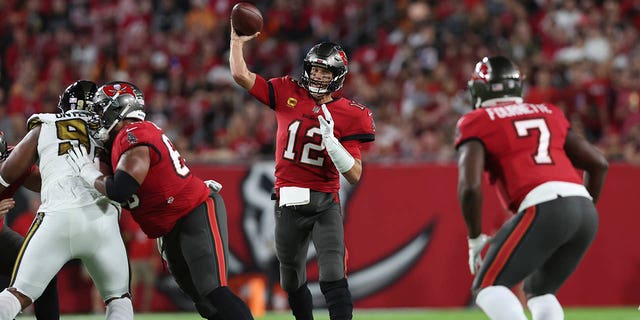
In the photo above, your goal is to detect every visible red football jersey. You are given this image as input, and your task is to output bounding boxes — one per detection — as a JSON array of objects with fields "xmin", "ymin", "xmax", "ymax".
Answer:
[
  {"xmin": 455, "ymin": 101, "xmax": 582, "ymax": 212},
  {"xmin": 249, "ymin": 75, "xmax": 375, "ymax": 192},
  {"xmin": 0, "ymin": 155, "xmax": 34, "ymax": 229},
  {"xmin": 110, "ymin": 121, "xmax": 209, "ymax": 238}
]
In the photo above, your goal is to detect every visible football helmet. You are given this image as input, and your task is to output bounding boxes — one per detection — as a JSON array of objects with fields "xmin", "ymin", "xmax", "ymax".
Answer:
[
  {"xmin": 300, "ymin": 42, "xmax": 348, "ymax": 96},
  {"xmin": 57, "ymin": 80, "xmax": 98, "ymax": 113},
  {"xmin": 92, "ymin": 81, "xmax": 146, "ymax": 142},
  {"xmin": 468, "ymin": 56, "xmax": 522, "ymax": 108},
  {"xmin": 0, "ymin": 131, "xmax": 8, "ymax": 161}
]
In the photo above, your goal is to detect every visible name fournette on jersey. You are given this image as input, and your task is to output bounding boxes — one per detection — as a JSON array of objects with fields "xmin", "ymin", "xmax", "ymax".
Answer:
[{"xmin": 484, "ymin": 103, "xmax": 552, "ymax": 121}]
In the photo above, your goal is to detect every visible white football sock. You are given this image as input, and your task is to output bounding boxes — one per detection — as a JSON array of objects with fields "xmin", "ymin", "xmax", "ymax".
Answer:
[
  {"xmin": 527, "ymin": 294, "xmax": 564, "ymax": 320},
  {"xmin": 105, "ymin": 297, "xmax": 134, "ymax": 320},
  {"xmin": 0, "ymin": 289, "xmax": 22, "ymax": 320},
  {"xmin": 476, "ymin": 285, "xmax": 528, "ymax": 320}
]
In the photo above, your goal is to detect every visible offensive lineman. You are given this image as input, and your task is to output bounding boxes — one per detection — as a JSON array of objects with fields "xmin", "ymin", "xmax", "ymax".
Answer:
[
  {"xmin": 66, "ymin": 81, "xmax": 254, "ymax": 320},
  {"xmin": 456, "ymin": 56, "xmax": 608, "ymax": 320},
  {"xmin": 229, "ymin": 25, "xmax": 375, "ymax": 320},
  {"xmin": 0, "ymin": 80, "xmax": 133, "ymax": 319}
]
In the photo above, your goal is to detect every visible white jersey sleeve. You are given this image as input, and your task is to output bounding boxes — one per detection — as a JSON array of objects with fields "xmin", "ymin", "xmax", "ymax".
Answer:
[{"xmin": 30, "ymin": 111, "xmax": 116, "ymax": 211}]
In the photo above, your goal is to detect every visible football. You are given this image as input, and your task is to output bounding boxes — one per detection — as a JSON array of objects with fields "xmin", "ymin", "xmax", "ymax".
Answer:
[{"xmin": 231, "ymin": 2, "xmax": 263, "ymax": 36}]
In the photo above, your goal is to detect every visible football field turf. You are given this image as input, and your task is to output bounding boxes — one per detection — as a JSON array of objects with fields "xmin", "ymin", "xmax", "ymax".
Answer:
[{"xmin": 16, "ymin": 307, "xmax": 640, "ymax": 319}]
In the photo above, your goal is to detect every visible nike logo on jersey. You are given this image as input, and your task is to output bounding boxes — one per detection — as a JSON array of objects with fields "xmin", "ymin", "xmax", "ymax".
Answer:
[{"xmin": 126, "ymin": 127, "xmax": 137, "ymax": 132}]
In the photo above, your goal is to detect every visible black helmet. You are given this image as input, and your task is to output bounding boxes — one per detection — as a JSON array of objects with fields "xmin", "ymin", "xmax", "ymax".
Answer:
[
  {"xmin": 92, "ymin": 81, "xmax": 146, "ymax": 142},
  {"xmin": 300, "ymin": 42, "xmax": 349, "ymax": 95},
  {"xmin": 57, "ymin": 80, "xmax": 98, "ymax": 113},
  {"xmin": 468, "ymin": 56, "xmax": 522, "ymax": 108}
]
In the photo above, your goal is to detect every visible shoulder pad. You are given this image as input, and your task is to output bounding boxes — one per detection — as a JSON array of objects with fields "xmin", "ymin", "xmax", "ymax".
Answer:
[{"xmin": 27, "ymin": 114, "xmax": 44, "ymax": 131}]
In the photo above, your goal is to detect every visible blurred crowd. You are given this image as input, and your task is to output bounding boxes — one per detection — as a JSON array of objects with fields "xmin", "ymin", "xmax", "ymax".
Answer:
[{"xmin": 2, "ymin": 0, "xmax": 640, "ymax": 164}]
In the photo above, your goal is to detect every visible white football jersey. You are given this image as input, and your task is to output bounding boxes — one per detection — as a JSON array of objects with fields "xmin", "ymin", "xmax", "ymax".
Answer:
[{"xmin": 28, "ymin": 110, "xmax": 110, "ymax": 211}]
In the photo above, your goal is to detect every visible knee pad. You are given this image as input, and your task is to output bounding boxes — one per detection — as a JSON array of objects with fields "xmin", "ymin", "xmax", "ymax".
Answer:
[{"xmin": 279, "ymin": 266, "xmax": 304, "ymax": 293}]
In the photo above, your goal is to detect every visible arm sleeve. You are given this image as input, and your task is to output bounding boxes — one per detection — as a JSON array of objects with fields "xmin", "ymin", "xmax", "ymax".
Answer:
[{"xmin": 106, "ymin": 169, "xmax": 141, "ymax": 204}]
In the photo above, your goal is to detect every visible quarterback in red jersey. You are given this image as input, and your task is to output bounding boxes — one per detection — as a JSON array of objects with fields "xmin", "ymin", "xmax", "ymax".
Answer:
[
  {"xmin": 230, "ymin": 25, "xmax": 374, "ymax": 320},
  {"xmin": 66, "ymin": 81, "xmax": 254, "ymax": 320},
  {"xmin": 456, "ymin": 56, "xmax": 608, "ymax": 320},
  {"xmin": 0, "ymin": 132, "xmax": 60, "ymax": 320}
]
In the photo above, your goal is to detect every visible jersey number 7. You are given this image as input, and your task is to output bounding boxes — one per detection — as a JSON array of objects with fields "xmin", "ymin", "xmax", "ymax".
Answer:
[{"xmin": 514, "ymin": 118, "xmax": 553, "ymax": 164}]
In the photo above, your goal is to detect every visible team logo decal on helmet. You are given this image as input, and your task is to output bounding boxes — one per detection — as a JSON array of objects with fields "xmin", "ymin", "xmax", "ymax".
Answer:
[
  {"xmin": 57, "ymin": 80, "xmax": 98, "ymax": 113},
  {"xmin": 468, "ymin": 56, "xmax": 522, "ymax": 109},
  {"xmin": 92, "ymin": 81, "xmax": 146, "ymax": 142}
]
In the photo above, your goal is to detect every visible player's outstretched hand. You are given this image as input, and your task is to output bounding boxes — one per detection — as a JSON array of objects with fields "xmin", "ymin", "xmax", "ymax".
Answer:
[
  {"xmin": 66, "ymin": 145, "xmax": 102, "ymax": 186},
  {"xmin": 468, "ymin": 234, "xmax": 490, "ymax": 275},
  {"xmin": 230, "ymin": 19, "xmax": 260, "ymax": 42},
  {"xmin": 204, "ymin": 179, "xmax": 223, "ymax": 192}
]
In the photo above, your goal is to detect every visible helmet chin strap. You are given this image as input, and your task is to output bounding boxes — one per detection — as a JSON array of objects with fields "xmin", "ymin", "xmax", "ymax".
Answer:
[{"xmin": 474, "ymin": 98, "xmax": 482, "ymax": 109}]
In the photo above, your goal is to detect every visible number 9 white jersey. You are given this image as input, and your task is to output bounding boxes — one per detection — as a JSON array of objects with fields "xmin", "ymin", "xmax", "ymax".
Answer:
[{"xmin": 28, "ymin": 111, "xmax": 113, "ymax": 211}]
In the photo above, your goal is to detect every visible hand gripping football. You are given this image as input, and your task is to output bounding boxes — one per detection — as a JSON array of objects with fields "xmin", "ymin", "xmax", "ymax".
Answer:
[{"xmin": 231, "ymin": 2, "xmax": 263, "ymax": 36}]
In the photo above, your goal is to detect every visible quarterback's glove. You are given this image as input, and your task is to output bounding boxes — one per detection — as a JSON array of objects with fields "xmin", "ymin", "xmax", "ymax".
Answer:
[
  {"xmin": 66, "ymin": 145, "xmax": 102, "ymax": 186},
  {"xmin": 318, "ymin": 104, "xmax": 355, "ymax": 173},
  {"xmin": 468, "ymin": 234, "xmax": 490, "ymax": 275},
  {"xmin": 204, "ymin": 179, "xmax": 223, "ymax": 192}
]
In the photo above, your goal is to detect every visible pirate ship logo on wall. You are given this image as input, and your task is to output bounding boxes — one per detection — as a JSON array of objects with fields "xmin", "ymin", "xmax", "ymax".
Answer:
[{"xmin": 226, "ymin": 162, "xmax": 434, "ymax": 306}]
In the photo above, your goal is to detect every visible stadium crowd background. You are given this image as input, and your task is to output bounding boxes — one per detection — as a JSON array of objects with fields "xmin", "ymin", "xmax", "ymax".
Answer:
[
  {"xmin": 2, "ymin": 0, "xmax": 640, "ymax": 165},
  {"xmin": 1, "ymin": 0, "xmax": 640, "ymax": 313}
]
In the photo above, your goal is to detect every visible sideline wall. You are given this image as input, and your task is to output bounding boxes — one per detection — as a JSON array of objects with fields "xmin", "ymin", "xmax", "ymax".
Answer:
[{"xmin": 188, "ymin": 162, "xmax": 639, "ymax": 307}]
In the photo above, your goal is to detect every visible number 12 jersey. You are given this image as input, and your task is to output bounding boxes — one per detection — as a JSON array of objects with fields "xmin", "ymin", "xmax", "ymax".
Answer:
[{"xmin": 249, "ymin": 75, "xmax": 375, "ymax": 193}]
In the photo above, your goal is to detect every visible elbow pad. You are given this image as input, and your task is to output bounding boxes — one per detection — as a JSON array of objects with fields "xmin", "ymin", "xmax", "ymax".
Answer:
[{"xmin": 106, "ymin": 170, "xmax": 140, "ymax": 203}]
